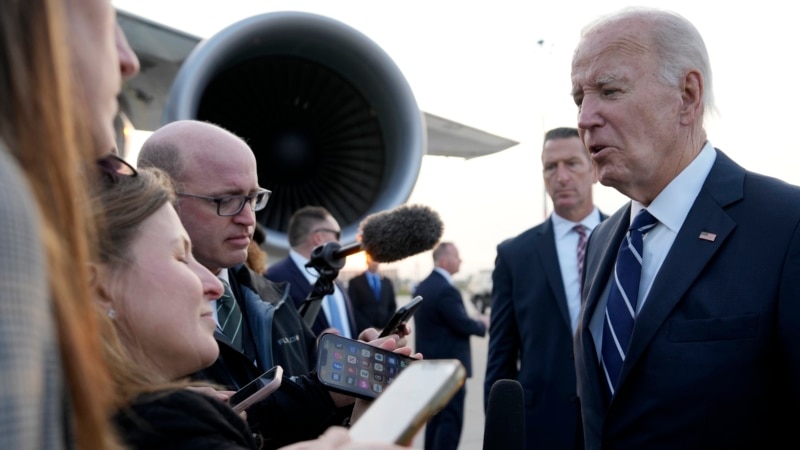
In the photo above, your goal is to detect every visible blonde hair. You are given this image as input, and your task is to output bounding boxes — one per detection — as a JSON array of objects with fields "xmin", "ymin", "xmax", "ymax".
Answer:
[{"xmin": 0, "ymin": 0, "xmax": 121, "ymax": 448}]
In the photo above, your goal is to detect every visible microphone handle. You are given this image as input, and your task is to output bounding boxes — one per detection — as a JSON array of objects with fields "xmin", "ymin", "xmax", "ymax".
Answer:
[
  {"xmin": 300, "ymin": 241, "xmax": 362, "ymax": 327},
  {"xmin": 332, "ymin": 241, "xmax": 364, "ymax": 260}
]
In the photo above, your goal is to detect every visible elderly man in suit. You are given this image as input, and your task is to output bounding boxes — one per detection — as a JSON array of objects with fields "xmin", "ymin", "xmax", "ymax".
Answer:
[
  {"xmin": 413, "ymin": 242, "xmax": 489, "ymax": 450},
  {"xmin": 484, "ymin": 126, "xmax": 603, "ymax": 450},
  {"xmin": 571, "ymin": 7, "xmax": 800, "ymax": 449}
]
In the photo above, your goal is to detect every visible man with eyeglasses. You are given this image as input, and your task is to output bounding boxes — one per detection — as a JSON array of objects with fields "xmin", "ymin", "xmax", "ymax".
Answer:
[
  {"xmin": 136, "ymin": 120, "xmax": 405, "ymax": 448},
  {"xmin": 266, "ymin": 205, "xmax": 358, "ymax": 338}
]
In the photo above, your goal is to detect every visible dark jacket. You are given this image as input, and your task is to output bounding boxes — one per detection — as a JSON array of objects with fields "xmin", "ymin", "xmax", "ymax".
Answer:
[
  {"xmin": 114, "ymin": 389, "xmax": 258, "ymax": 450},
  {"xmin": 413, "ymin": 270, "xmax": 486, "ymax": 378},
  {"xmin": 193, "ymin": 264, "xmax": 352, "ymax": 449},
  {"xmin": 577, "ymin": 150, "xmax": 800, "ymax": 449},
  {"xmin": 484, "ymin": 210, "xmax": 606, "ymax": 450},
  {"xmin": 348, "ymin": 271, "xmax": 397, "ymax": 334}
]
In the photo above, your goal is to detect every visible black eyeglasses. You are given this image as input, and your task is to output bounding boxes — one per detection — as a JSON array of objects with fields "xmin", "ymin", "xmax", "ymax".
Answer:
[
  {"xmin": 96, "ymin": 153, "xmax": 138, "ymax": 183},
  {"xmin": 312, "ymin": 228, "xmax": 341, "ymax": 240},
  {"xmin": 176, "ymin": 188, "xmax": 271, "ymax": 217}
]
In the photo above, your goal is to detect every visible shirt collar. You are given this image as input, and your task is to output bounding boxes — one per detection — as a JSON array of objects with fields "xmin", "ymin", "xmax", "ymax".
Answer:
[
  {"xmin": 433, "ymin": 267, "xmax": 454, "ymax": 286},
  {"xmin": 631, "ymin": 141, "xmax": 716, "ymax": 232},
  {"xmin": 551, "ymin": 207, "xmax": 602, "ymax": 239}
]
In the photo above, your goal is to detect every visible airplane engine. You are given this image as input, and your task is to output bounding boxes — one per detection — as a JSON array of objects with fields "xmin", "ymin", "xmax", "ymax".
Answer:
[{"xmin": 162, "ymin": 11, "xmax": 425, "ymax": 255}]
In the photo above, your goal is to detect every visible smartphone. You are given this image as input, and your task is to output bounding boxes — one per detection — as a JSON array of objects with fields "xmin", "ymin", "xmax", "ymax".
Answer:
[
  {"xmin": 316, "ymin": 332, "xmax": 416, "ymax": 400},
  {"xmin": 349, "ymin": 359, "xmax": 466, "ymax": 445},
  {"xmin": 378, "ymin": 295, "xmax": 424, "ymax": 338},
  {"xmin": 228, "ymin": 365, "xmax": 283, "ymax": 413}
]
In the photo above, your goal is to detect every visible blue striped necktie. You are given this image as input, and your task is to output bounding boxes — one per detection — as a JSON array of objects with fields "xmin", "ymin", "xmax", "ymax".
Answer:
[{"xmin": 601, "ymin": 209, "xmax": 658, "ymax": 399}]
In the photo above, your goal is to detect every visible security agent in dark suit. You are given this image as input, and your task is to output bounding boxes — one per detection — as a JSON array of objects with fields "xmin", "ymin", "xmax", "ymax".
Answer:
[
  {"xmin": 266, "ymin": 205, "xmax": 358, "ymax": 338},
  {"xmin": 484, "ymin": 127, "xmax": 604, "ymax": 450},
  {"xmin": 413, "ymin": 242, "xmax": 489, "ymax": 450},
  {"xmin": 348, "ymin": 253, "xmax": 397, "ymax": 334},
  {"xmin": 571, "ymin": 8, "xmax": 800, "ymax": 449}
]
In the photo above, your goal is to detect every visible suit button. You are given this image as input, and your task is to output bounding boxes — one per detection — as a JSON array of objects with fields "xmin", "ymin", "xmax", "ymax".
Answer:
[{"xmin": 569, "ymin": 352, "xmax": 574, "ymax": 360}]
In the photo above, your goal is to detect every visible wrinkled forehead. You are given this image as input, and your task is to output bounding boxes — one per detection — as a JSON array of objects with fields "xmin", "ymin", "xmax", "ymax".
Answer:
[{"xmin": 571, "ymin": 24, "xmax": 656, "ymax": 92}]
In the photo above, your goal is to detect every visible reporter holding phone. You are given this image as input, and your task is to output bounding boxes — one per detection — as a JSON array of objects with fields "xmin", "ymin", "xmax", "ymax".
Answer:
[
  {"xmin": 137, "ymin": 120, "xmax": 421, "ymax": 448},
  {"xmin": 92, "ymin": 167, "xmax": 416, "ymax": 450}
]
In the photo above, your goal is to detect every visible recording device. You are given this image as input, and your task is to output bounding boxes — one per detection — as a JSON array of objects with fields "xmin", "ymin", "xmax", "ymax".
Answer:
[
  {"xmin": 483, "ymin": 379, "xmax": 525, "ymax": 450},
  {"xmin": 228, "ymin": 366, "xmax": 283, "ymax": 413},
  {"xmin": 316, "ymin": 332, "xmax": 416, "ymax": 400},
  {"xmin": 307, "ymin": 204, "xmax": 444, "ymax": 270},
  {"xmin": 349, "ymin": 359, "xmax": 466, "ymax": 445},
  {"xmin": 378, "ymin": 295, "xmax": 424, "ymax": 338},
  {"xmin": 300, "ymin": 203, "xmax": 443, "ymax": 326}
]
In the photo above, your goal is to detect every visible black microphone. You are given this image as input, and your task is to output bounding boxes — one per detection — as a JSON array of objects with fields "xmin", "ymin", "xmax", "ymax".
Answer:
[
  {"xmin": 483, "ymin": 379, "xmax": 525, "ymax": 450},
  {"xmin": 307, "ymin": 203, "xmax": 444, "ymax": 271},
  {"xmin": 300, "ymin": 204, "xmax": 443, "ymax": 324}
]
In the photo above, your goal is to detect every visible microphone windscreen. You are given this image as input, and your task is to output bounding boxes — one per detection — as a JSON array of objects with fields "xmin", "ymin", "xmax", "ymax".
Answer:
[
  {"xmin": 359, "ymin": 204, "xmax": 443, "ymax": 263},
  {"xmin": 483, "ymin": 379, "xmax": 525, "ymax": 450}
]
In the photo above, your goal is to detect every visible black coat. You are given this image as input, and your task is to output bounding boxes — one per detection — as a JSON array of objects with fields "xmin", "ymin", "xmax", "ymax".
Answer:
[
  {"xmin": 192, "ymin": 264, "xmax": 352, "ymax": 449},
  {"xmin": 348, "ymin": 271, "xmax": 397, "ymax": 334},
  {"xmin": 115, "ymin": 389, "xmax": 258, "ymax": 450}
]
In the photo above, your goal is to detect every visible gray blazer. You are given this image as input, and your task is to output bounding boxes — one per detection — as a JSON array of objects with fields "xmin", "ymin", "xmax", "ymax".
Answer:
[{"xmin": 0, "ymin": 142, "xmax": 71, "ymax": 449}]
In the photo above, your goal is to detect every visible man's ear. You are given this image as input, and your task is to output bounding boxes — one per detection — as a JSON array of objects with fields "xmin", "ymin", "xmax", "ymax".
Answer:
[
  {"xmin": 88, "ymin": 263, "xmax": 115, "ymax": 312},
  {"xmin": 679, "ymin": 69, "xmax": 703, "ymax": 125}
]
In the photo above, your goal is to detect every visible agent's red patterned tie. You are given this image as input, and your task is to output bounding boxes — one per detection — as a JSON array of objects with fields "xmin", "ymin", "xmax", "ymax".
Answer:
[{"xmin": 574, "ymin": 224, "xmax": 588, "ymax": 280}]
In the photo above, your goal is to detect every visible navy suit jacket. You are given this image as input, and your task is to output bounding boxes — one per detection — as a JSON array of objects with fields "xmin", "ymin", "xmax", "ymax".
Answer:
[
  {"xmin": 576, "ymin": 150, "xmax": 800, "ymax": 449},
  {"xmin": 348, "ymin": 272, "xmax": 397, "ymax": 334},
  {"xmin": 413, "ymin": 270, "xmax": 486, "ymax": 378},
  {"xmin": 485, "ymin": 211, "xmax": 604, "ymax": 450},
  {"xmin": 265, "ymin": 257, "xmax": 357, "ymax": 337}
]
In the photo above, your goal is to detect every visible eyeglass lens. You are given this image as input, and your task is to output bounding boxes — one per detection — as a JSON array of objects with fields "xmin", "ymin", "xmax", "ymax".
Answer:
[{"xmin": 218, "ymin": 189, "xmax": 270, "ymax": 216}]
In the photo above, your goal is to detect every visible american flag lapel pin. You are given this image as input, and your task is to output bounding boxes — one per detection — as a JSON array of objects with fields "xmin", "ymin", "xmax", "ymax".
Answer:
[{"xmin": 699, "ymin": 231, "xmax": 717, "ymax": 242}]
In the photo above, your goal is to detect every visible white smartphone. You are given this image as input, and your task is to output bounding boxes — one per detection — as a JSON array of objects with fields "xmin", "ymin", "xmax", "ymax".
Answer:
[
  {"xmin": 348, "ymin": 359, "xmax": 466, "ymax": 446},
  {"xmin": 228, "ymin": 365, "xmax": 283, "ymax": 413}
]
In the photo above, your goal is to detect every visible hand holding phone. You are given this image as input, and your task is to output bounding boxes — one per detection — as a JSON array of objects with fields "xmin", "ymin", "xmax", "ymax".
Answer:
[
  {"xmin": 229, "ymin": 366, "xmax": 283, "ymax": 413},
  {"xmin": 378, "ymin": 295, "xmax": 424, "ymax": 338},
  {"xmin": 316, "ymin": 333, "xmax": 416, "ymax": 400},
  {"xmin": 348, "ymin": 359, "xmax": 466, "ymax": 445}
]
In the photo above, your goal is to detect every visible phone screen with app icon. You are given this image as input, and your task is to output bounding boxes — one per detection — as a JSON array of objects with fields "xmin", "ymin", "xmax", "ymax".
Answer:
[{"xmin": 316, "ymin": 332, "xmax": 415, "ymax": 399}]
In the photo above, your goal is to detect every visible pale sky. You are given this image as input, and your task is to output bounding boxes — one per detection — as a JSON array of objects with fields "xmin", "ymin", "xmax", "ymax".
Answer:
[{"xmin": 114, "ymin": 0, "xmax": 800, "ymax": 281}]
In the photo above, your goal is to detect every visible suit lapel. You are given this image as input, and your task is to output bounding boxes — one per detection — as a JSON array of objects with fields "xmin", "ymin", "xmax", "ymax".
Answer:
[
  {"xmin": 536, "ymin": 219, "xmax": 572, "ymax": 329},
  {"xmin": 620, "ymin": 150, "xmax": 744, "ymax": 387},
  {"xmin": 583, "ymin": 206, "xmax": 631, "ymax": 336},
  {"xmin": 576, "ymin": 205, "xmax": 630, "ymax": 407}
]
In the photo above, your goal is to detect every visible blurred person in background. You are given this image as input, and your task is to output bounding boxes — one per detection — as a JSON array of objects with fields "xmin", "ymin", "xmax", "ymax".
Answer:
[{"xmin": 348, "ymin": 253, "xmax": 397, "ymax": 334}]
